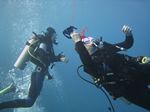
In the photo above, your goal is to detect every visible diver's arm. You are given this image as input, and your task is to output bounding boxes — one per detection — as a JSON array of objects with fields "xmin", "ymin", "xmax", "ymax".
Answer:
[
  {"xmin": 102, "ymin": 34, "xmax": 133, "ymax": 53},
  {"xmin": 63, "ymin": 26, "xmax": 101, "ymax": 78},
  {"xmin": 71, "ymin": 32, "xmax": 100, "ymax": 78},
  {"xmin": 49, "ymin": 53, "xmax": 64, "ymax": 62},
  {"xmin": 67, "ymin": 28, "xmax": 95, "ymax": 68},
  {"xmin": 34, "ymin": 43, "xmax": 50, "ymax": 66},
  {"xmin": 112, "ymin": 25, "xmax": 134, "ymax": 52},
  {"xmin": 36, "ymin": 43, "xmax": 59, "ymax": 64},
  {"xmin": 113, "ymin": 34, "xmax": 133, "ymax": 50},
  {"xmin": 47, "ymin": 47, "xmax": 68, "ymax": 63}
]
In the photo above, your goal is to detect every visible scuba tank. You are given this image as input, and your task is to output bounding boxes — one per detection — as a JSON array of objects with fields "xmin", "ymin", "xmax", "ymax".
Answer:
[{"xmin": 14, "ymin": 36, "xmax": 39, "ymax": 70}]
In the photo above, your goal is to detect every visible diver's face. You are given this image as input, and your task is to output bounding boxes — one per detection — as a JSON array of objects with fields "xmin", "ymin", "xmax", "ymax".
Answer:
[{"xmin": 51, "ymin": 33, "xmax": 58, "ymax": 45}]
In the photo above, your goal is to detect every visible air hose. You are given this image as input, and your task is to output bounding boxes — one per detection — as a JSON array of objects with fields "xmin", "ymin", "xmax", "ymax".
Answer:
[{"xmin": 77, "ymin": 65, "xmax": 115, "ymax": 112}]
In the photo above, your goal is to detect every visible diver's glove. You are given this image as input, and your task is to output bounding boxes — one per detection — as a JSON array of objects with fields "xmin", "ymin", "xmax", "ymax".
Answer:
[
  {"xmin": 57, "ymin": 52, "xmax": 69, "ymax": 63},
  {"xmin": 47, "ymin": 74, "xmax": 53, "ymax": 80},
  {"xmin": 44, "ymin": 69, "xmax": 53, "ymax": 80},
  {"xmin": 63, "ymin": 26, "xmax": 81, "ymax": 43},
  {"xmin": 122, "ymin": 25, "xmax": 132, "ymax": 36},
  {"xmin": 63, "ymin": 26, "xmax": 77, "ymax": 39}
]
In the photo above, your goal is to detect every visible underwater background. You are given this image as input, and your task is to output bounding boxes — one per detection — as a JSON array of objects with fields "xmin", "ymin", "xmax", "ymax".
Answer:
[{"xmin": 0, "ymin": 0, "xmax": 150, "ymax": 112}]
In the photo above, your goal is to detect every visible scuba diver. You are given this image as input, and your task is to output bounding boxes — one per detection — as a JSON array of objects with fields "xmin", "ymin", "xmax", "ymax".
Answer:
[
  {"xmin": 0, "ymin": 27, "xmax": 68, "ymax": 110},
  {"xmin": 63, "ymin": 25, "xmax": 150, "ymax": 111}
]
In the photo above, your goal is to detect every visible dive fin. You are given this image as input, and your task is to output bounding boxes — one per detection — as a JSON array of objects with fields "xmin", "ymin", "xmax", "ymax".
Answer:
[{"xmin": 0, "ymin": 83, "xmax": 16, "ymax": 96}]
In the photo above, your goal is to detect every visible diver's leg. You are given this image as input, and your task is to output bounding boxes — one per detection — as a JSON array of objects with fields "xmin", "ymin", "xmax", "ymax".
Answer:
[
  {"xmin": 127, "ymin": 56, "xmax": 150, "ymax": 85},
  {"xmin": 132, "ymin": 63, "xmax": 150, "ymax": 85},
  {"xmin": 28, "ymin": 71, "xmax": 45, "ymax": 100},
  {"xmin": 140, "ymin": 64, "xmax": 150, "ymax": 84},
  {"xmin": 0, "ymin": 71, "xmax": 45, "ymax": 110},
  {"xmin": 0, "ymin": 98, "xmax": 36, "ymax": 109},
  {"xmin": 124, "ymin": 85, "xmax": 150, "ymax": 111}
]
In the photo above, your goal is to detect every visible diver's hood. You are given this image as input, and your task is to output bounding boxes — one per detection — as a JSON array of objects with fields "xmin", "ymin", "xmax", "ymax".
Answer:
[{"xmin": 43, "ymin": 29, "xmax": 58, "ymax": 45}]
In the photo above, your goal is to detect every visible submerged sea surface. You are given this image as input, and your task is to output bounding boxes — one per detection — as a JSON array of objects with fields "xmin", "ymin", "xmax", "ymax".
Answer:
[{"xmin": 0, "ymin": 0, "xmax": 150, "ymax": 112}]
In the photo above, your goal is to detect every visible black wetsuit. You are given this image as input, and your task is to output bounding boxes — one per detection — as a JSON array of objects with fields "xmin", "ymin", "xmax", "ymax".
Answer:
[
  {"xmin": 75, "ymin": 35, "xmax": 150, "ymax": 111},
  {"xmin": 0, "ymin": 35, "xmax": 61, "ymax": 110}
]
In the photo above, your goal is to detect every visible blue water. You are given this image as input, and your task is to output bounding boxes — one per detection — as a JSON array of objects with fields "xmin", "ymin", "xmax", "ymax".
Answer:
[{"xmin": 0, "ymin": 0, "xmax": 150, "ymax": 112}]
